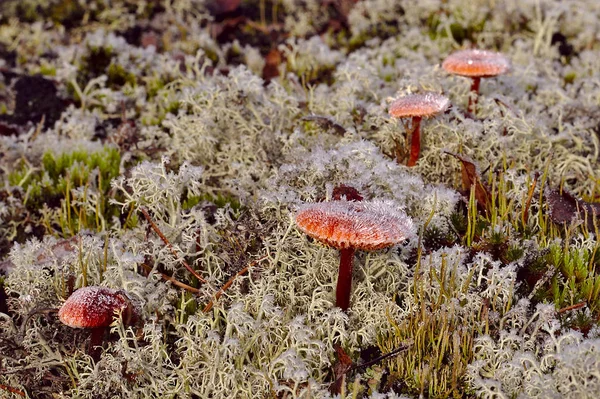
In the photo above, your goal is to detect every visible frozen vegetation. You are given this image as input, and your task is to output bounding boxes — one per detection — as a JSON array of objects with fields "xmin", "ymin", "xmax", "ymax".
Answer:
[{"xmin": 1, "ymin": 0, "xmax": 600, "ymax": 397}]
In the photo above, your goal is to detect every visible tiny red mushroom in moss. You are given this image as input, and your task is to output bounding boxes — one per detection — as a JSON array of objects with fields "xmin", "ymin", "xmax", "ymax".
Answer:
[
  {"xmin": 59, "ymin": 286, "xmax": 137, "ymax": 360},
  {"xmin": 295, "ymin": 200, "xmax": 414, "ymax": 311},
  {"xmin": 389, "ymin": 92, "xmax": 449, "ymax": 167},
  {"xmin": 442, "ymin": 49, "xmax": 510, "ymax": 114}
]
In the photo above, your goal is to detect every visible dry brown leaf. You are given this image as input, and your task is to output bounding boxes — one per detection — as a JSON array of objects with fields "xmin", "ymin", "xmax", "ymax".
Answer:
[
  {"xmin": 545, "ymin": 186, "xmax": 600, "ymax": 227},
  {"xmin": 262, "ymin": 48, "xmax": 282, "ymax": 81},
  {"xmin": 445, "ymin": 151, "xmax": 492, "ymax": 213},
  {"xmin": 329, "ymin": 345, "xmax": 353, "ymax": 395}
]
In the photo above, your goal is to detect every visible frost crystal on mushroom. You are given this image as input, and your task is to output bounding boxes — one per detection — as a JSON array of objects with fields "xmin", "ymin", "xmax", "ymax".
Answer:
[
  {"xmin": 442, "ymin": 49, "xmax": 510, "ymax": 78},
  {"xmin": 389, "ymin": 93, "xmax": 450, "ymax": 119},
  {"xmin": 59, "ymin": 286, "xmax": 136, "ymax": 328},
  {"xmin": 296, "ymin": 200, "xmax": 415, "ymax": 250},
  {"xmin": 442, "ymin": 49, "xmax": 510, "ymax": 114}
]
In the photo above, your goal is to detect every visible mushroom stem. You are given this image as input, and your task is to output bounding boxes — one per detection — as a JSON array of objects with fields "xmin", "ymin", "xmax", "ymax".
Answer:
[
  {"xmin": 468, "ymin": 76, "xmax": 481, "ymax": 114},
  {"xmin": 336, "ymin": 247, "xmax": 355, "ymax": 311},
  {"xmin": 88, "ymin": 327, "xmax": 105, "ymax": 361},
  {"xmin": 406, "ymin": 116, "xmax": 422, "ymax": 167}
]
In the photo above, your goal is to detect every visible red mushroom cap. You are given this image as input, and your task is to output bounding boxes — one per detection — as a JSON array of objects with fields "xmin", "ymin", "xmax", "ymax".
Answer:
[
  {"xmin": 295, "ymin": 200, "xmax": 414, "ymax": 250},
  {"xmin": 442, "ymin": 49, "xmax": 510, "ymax": 78},
  {"xmin": 58, "ymin": 286, "xmax": 136, "ymax": 328},
  {"xmin": 388, "ymin": 92, "xmax": 450, "ymax": 119}
]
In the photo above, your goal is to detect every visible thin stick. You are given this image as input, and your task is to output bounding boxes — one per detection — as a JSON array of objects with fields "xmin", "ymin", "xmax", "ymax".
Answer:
[
  {"xmin": 203, "ymin": 256, "xmax": 268, "ymax": 313},
  {"xmin": 0, "ymin": 383, "xmax": 26, "ymax": 397},
  {"xmin": 140, "ymin": 207, "xmax": 207, "ymax": 284},
  {"xmin": 558, "ymin": 301, "xmax": 586, "ymax": 313},
  {"xmin": 348, "ymin": 340, "xmax": 413, "ymax": 372},
  {"xmin": 140, "ymin": 262, "xmax": 200, "ymax": 294},
  {"xmin": 331, "ymin": 341, "xmax": 413, "ymax": 387}
]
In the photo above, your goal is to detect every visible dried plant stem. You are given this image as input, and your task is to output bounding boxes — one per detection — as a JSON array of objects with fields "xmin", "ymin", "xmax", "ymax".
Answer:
[
  {"xmin": 140, "ymin": 207, "xmax": 207, "ymax": 284},
  {"xmin": 558, "ymin": 301, "xmax": 587, "ymax": 313},
  {"xmin": 203, "ymin": 256, "xmax": 268, "ymax": 313},
  {"xmin": 140, "ymin": 262, "xmax": 200, "ymax": 294},
  {"xmin": 522, "ymin": 173, "xmax": 538, "ymax": 227}
]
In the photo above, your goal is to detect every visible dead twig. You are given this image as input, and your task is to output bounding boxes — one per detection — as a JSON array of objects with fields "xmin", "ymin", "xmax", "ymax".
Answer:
[
  {"xmin": 558, "ymin": 301, "xmax": 587, "ymax": 313},
  {"xmin": 0, "ymin": 383, "xmax": 26, "ymax": 397},
  {"xmin": 203, "ymin": 255, "xmax": 268, "ymax": 313},
  {"xmin": 140, "ymin": 262, "xmax": 200, "ymax": 294},
  {"xmin": 329, "ymin": 340, "xmax": 413, "ymax": 394},
  {"xmin": 140, "ymin": 207, "xmax": 207, "ymax": 284}
]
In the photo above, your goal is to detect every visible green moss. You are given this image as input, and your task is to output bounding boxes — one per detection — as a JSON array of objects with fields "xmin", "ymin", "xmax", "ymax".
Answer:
[
  {"xmin": 564, "ymin": 71, "xmax": 577, "ymax": 85},
  {"xmin": 107, "ymin": 63, "xmax": 137, "ymax": 88},
  {"xmin": 548, "ymin": 243, "xmax": 600, "ymax": 313},
  {"xmin": 7, "ymin": 146, "xmax": 122, "ymax": 236}
]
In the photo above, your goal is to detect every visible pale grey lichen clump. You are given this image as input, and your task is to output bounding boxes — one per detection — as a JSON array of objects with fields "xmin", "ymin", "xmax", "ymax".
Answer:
[{"xmin": 1, "ymin": 0, "xmax": 600, "ymax": 397}]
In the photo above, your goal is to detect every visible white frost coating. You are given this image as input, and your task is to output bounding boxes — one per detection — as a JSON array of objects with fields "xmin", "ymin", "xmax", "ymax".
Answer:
[
  {"xmin": 58, "ymin": 286, "xmax": 132, "ymax": 328},
  {"xmin": 442, "ymin": 49, "xmax": 511, "ymax": 77},
  {"xmin": 389, "ymin": 92, "xmax": 450, "ymax": 118},
  {"xmin": 296, "ymin": 200, "xmax": 416, "ymax": 250}
]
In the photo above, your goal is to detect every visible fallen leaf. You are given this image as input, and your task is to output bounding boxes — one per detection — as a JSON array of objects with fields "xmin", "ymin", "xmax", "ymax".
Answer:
[
  {"xmin": 329, "ymin": 345, "xmax": 353, "ymax": 395},
  {"xmin": 545, "ymin": 186, "xmax": 600, "ymax": 227},
  {"xmin": 445, "ymin": 151, "xmax": 492, "ymax": 213},
  {"xmin": 262, "ymin": 48, "xmax": 282, "ymax": 81}
]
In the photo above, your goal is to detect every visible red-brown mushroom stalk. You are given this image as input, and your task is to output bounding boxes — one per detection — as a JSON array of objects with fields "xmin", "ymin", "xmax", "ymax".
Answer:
[
  {"xmin": 295, "ymin": 198, "xmax": 414, "ymax": 311},
  {"xmin": 389, "ymin": 93, "xmax": 450, "ymax": 167},
  {"xmin": 442, "ymin": 49, "xmax": 510, "ymax": 115},
  {"xmin": 58, "ymin": 286, "xmax": 137, "ymax": 360}
]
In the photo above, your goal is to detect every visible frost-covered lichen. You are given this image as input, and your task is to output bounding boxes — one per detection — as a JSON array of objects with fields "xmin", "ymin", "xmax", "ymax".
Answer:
[{"xmin": 2, "ymin": 0, "xmax": 600, "ymax": 397}]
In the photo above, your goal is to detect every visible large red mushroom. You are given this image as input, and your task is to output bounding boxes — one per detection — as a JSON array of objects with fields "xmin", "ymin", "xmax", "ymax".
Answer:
[
  {"xmin": 59, "ymin": 286, "xmax": 137, "ymax": 360},
  {"xmin": 295, "ymin": 200, "xmax": 414, "ymax": 311}
]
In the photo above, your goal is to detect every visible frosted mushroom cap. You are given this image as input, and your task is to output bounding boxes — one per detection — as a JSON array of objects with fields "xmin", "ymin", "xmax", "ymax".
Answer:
[
  {"xmin": 295, "ymin": 200, "xmax": 415, "ymax": 250},
  {"xmin": 442, "ymin": 49, "xmax": 510, "ymax": 78},
  {"xmin": 58, "ymin": 286, "xmax": 136, "ymax": 328},
  {"xmin": 389, "ymin": 92, "xmax": 450, "ymax": 119}
]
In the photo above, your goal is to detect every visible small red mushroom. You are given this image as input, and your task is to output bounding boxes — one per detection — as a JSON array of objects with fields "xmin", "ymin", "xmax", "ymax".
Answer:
[
  {"xmin": 442, "ymin": 49, "xmax": 510, "ymax": 114},
  {"xmin": 295, "ymin": 200, "xmax": 414, "ymax": 311},
  {"xmin": 389, "ymin": 93, "xmax": 450, "ymax": 167},
  {"xmin": 59, "ymin": 286, "xmax": 137, "ymax": 360}
]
